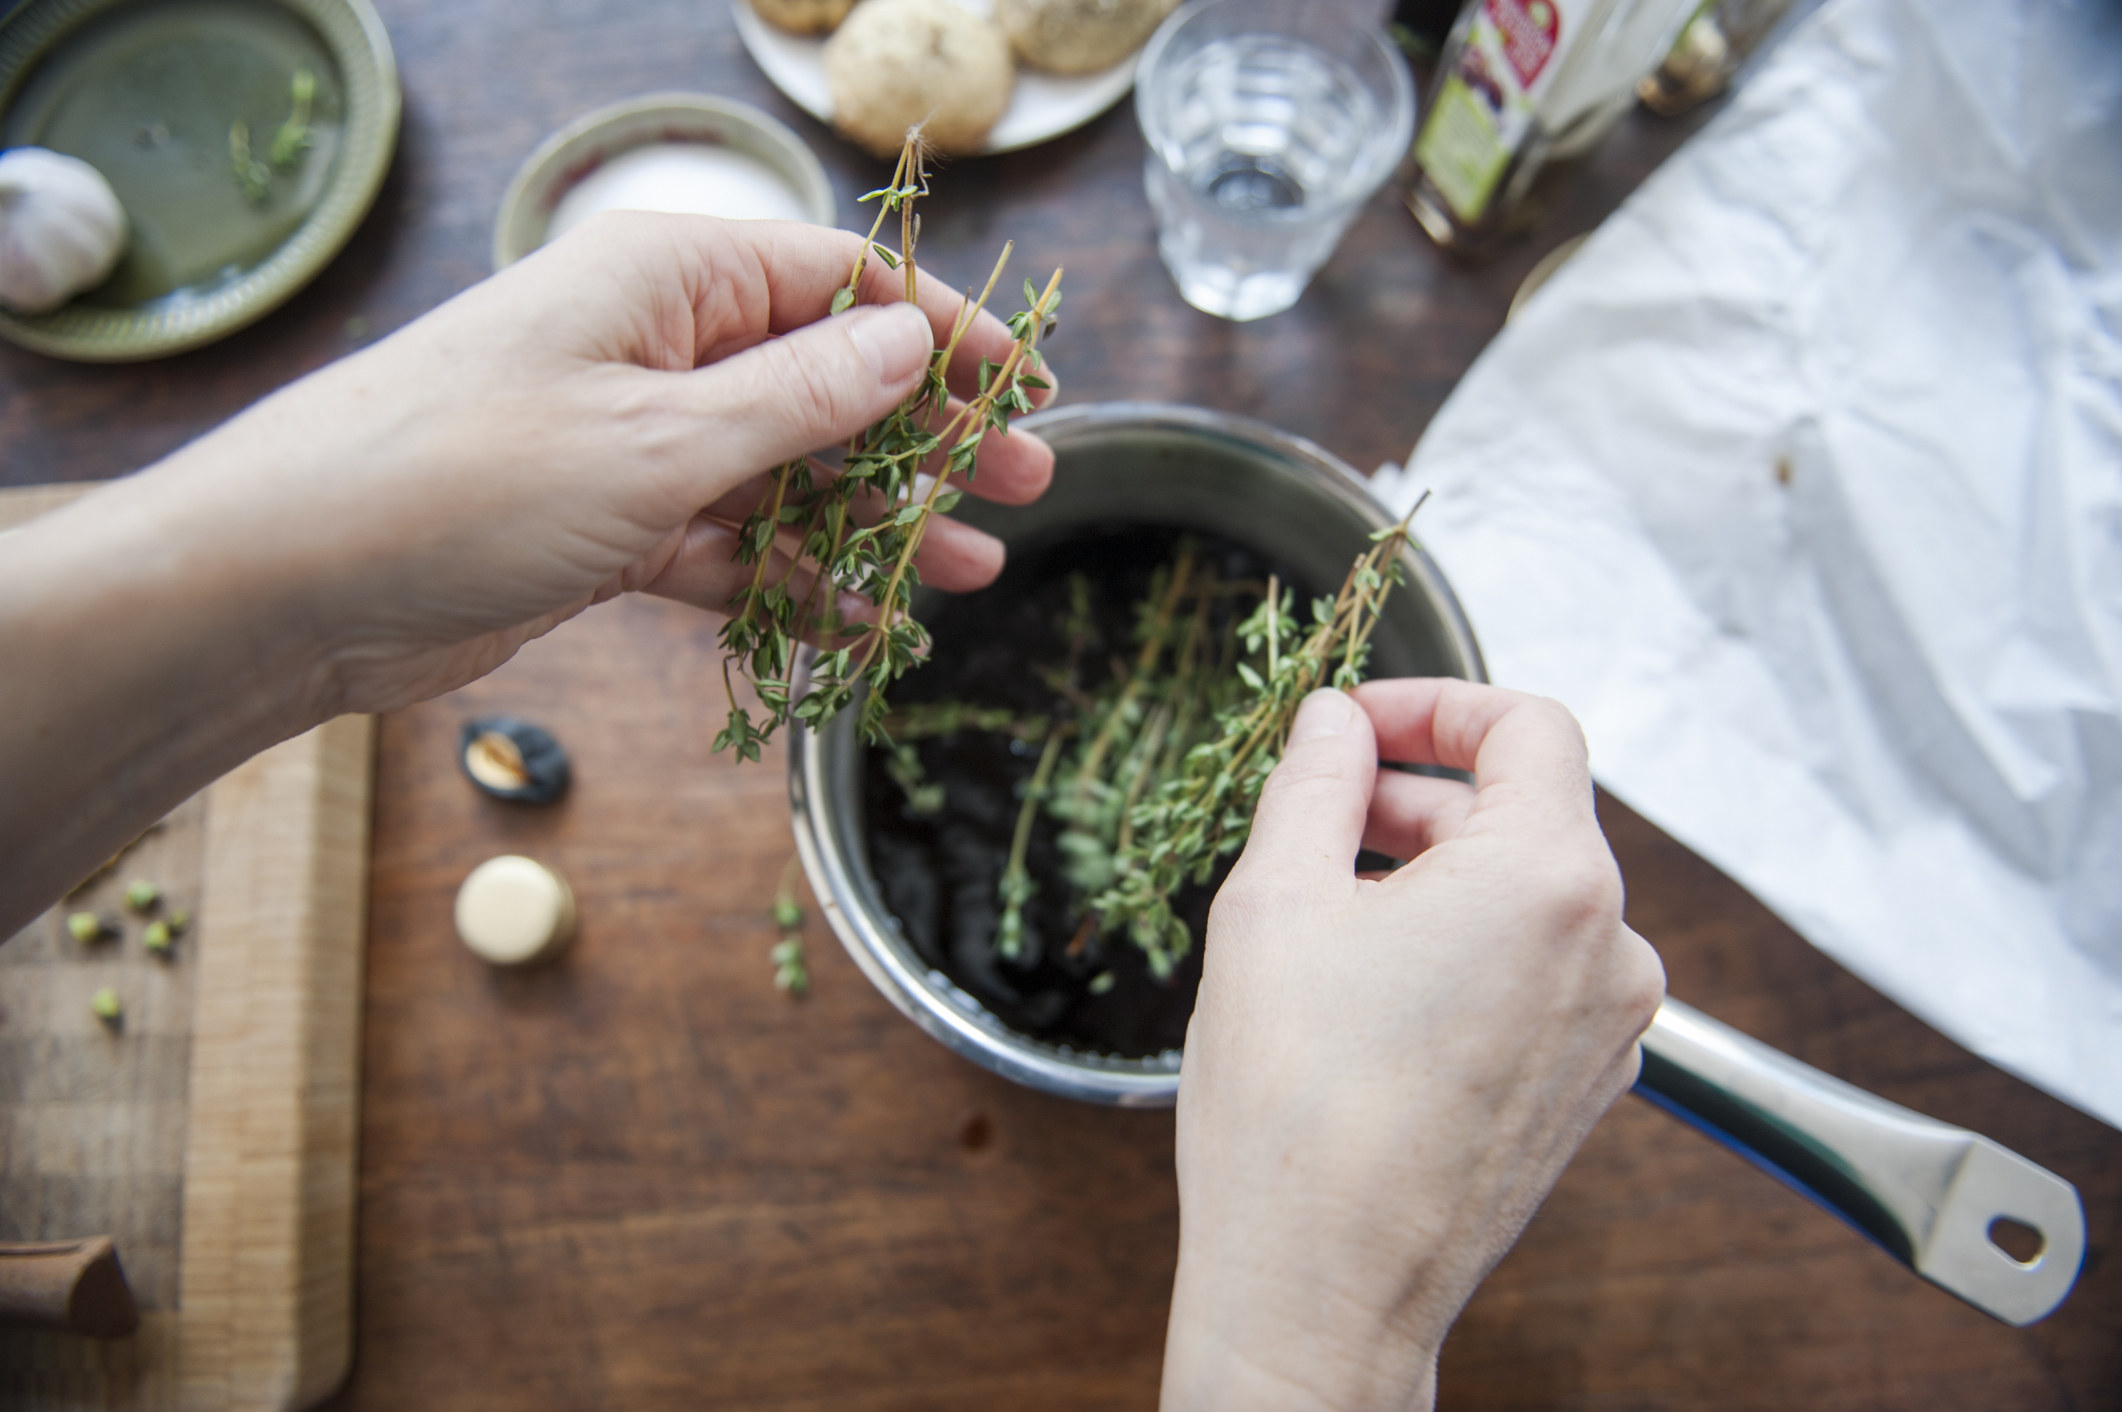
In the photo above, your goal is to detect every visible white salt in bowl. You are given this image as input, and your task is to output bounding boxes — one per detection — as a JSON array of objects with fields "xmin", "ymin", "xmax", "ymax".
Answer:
[{"xmin": 493, "ymin": 93, "xmax": 836, "ymax": 269}]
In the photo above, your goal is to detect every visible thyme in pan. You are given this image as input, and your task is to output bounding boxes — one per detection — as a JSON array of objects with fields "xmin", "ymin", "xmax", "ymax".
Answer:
[
  {"xmin": 881, "ymin": 494, "xmax": 1431, "ymax": 981},
  {"xmin": 1089, "ymin": 492, "xmax": 1430, "ymax": 977}
]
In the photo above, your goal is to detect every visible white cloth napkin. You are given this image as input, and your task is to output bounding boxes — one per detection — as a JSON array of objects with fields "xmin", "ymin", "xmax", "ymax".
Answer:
[{"xmin": 1374, "ymin": 0, "xmax": 2122, "ymax": 1127}]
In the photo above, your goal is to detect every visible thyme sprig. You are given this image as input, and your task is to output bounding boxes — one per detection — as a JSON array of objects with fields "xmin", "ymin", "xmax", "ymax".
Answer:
[
  {"xmin": 886, "ymin": 702, "xmax": 1051, "ymax": 742},
  {"xmin": 230, "ymin": 68, "xmax": 317, "ymax": 205},
  {"xmin": 1046, "ymin": 546, "xmax": 1235, "ymax": 899},
  {"xmin": 714, "ymin": 130, "xmax": 1062, "ymax": 760},
  {"xmin": 229, "ymin": 122, "xmax": 271, "ymax": 204},
  {"xmin": 996, "ymin": 728, "xmax": 1068, "ymax": 960},
  {"xmin": 1087, "ymin": 492, "xmax": 1431, "ymax": 978},
  {"xmin": 270, "ymin": 68, "xmax": 317, "ymax": 170}
]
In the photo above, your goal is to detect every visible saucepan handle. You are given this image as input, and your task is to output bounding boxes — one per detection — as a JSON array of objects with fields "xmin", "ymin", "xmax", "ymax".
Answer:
[{"xmin": 1635, "ymin": 998, "xmax": 2086, "ymax": 1326}]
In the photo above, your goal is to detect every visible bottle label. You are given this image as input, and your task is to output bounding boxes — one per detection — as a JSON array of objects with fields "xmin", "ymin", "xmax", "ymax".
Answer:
[{"xmin": 1416, "ymin": 0, "xmax": 1574, "ymax": 222}]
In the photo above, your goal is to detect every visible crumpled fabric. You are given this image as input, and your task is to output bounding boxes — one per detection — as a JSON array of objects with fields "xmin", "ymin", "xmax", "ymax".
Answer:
[{"xmin": 1374, "ymin": 0, "xmax": 2122, "ymax": 1126}]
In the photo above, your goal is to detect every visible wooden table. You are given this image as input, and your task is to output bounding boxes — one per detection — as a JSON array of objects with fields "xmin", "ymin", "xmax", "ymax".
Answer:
[{"xmin": 3, "ymin": 2, "xmax": 2117, "ymax": 1406}]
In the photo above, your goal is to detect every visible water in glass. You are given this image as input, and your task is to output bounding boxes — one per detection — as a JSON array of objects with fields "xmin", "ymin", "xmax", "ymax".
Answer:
[{"xmin": 1144, "ymin": 36, "xmax": 1385, "ymax": 320}]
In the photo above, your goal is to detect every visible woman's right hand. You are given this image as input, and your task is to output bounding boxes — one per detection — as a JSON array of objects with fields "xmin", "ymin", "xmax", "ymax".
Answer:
[
  {"xmin": 141, "ymin": 212, "xmax": 1056, "ymax": 718},
  {"xmin": 1162, "ymin": 679, "xmax": 1666, "ymax": 1411},
  {"xmin": 0, "ymin": 214, "xmax": 1055, "ymax": 934}
]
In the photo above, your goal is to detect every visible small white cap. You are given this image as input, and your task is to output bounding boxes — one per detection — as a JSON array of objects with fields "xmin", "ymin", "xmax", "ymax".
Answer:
[{"xmin": 454, "ymin": 855, "xmax": 576, "ymax": 966}]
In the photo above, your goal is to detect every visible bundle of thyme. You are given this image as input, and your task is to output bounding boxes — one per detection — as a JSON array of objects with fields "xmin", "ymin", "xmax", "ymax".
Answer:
[
  {"xmin": 1087, "ymin": 492, "xmax": 1428, "ymax": 977},
  {"xmin": 895, "ymin": 492, "xmax": 1428, "ymax": 983},
  {"xmin": 714, "ymin": 131, "xmax": 1062, "ymax": 760},
  {"xmin": 1001, "ymin": 547, "xmax": 1245, "ymax": 958}
]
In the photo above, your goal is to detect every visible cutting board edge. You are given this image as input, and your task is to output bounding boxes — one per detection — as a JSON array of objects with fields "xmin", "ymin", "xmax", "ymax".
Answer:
[{"xmin": 179, "ymin": 713, "xmax": 374, "ymax": 1412}]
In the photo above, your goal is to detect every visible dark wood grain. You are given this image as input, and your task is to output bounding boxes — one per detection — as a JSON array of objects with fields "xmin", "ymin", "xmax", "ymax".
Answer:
[{"xmin": 3, "ymin": 0, "xmax": 2116, "ymax": 1406}]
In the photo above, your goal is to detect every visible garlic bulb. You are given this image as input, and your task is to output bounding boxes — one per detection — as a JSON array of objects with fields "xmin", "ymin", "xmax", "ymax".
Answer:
[{"xmin": 0, "ymin": 147, "xmax": 129, "ymax": 316}]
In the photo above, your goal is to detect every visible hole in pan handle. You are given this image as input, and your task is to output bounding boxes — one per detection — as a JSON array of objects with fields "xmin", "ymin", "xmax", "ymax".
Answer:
[
  {"xmin": 1987, "ymin": 1215, "xmax": 2044, "ymax": 1264},
  {"xmin": 1634, "ymin": 998, "xmax": 2087, "ymax": 1327}
]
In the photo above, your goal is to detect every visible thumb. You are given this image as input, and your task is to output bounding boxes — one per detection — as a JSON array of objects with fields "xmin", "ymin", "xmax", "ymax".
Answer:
[
  {"xmin": 669, "ymin": 302, "xmax": 934, "ymax": 485},
  {"xmin": 1233, "ymin": 689, "xmax": 1377, "ymax": 890}
]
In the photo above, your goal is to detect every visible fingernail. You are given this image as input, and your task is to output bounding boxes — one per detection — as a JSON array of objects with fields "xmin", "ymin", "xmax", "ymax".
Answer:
[
  {"xmin": 846, "ymin": 304, "xmax": 932, "ymax": 386},
  {"xmin": 1288, "ymin": 689, "xmax": 1353, "ymax": 745}
]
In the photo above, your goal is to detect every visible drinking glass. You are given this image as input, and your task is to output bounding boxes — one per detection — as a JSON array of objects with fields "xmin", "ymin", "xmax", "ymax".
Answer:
[{"xmin": 1135, "ymin": 0, "xmax": 1416, "ymax": 321}]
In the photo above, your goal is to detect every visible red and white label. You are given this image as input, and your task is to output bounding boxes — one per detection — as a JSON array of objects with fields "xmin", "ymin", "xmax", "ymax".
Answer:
[{"xmin": 1483, "ymin": 0, "xmax": 1562, "ymax": 87}]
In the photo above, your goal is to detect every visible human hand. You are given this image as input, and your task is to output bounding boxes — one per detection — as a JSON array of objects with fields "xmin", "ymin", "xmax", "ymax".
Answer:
[
  {"xmin": 142, "ymin": 212, "xmax": 1057, "ymax": 715},
  {"xmin": 1161, "ymin": 680, "xmax": 1665, "ymax": 1411},
  {"xmin": 0, "ymin": 213, "xmax": 1058, "ymax": 930}
]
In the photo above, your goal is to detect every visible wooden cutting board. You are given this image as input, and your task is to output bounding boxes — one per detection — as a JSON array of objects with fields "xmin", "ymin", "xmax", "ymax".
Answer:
[{"xmin": 0, "ymin": 483, "xmax": 374, "ymax": 1411}]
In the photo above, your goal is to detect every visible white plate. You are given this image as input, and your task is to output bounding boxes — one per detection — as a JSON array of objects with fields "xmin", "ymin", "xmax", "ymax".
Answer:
[{"xmin": 730, "ymin": 0, "xmax": 1141, "ymax": 156}]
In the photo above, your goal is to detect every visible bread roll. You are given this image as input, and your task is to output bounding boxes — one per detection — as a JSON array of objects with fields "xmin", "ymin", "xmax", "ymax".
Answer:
[
  {"xmin": 998, "ymin": 0, "xmax": 1177, "ymax": 75},
  {"xmin": 825, "ymin": 0, "xmax": 1014, "ymax": 157},
  {"xmin": 751, "ymin": 0, "xmax": 859, "ymax": 37}
]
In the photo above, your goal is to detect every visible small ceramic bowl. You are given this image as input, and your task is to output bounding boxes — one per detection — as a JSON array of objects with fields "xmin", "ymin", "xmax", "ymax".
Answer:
[{"xmin": 492, "ymin": 93, "xmax": 836, "ymax": 270}]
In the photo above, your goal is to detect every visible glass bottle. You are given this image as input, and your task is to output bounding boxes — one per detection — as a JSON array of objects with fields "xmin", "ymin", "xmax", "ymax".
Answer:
[
  {"xmin": 1400, "ymin": 0, "xmax": 1698, "ymax": 253},
  {"xmin": 1637, "ymin": 0, "xmax": 1801, "ymax": 116}
]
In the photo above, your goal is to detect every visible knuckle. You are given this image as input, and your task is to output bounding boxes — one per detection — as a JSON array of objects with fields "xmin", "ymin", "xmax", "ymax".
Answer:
[
  {"xmin": 1214, "ymin": 845, "xmax": 1307, "ymax": 924},
  {"xmin": 609, "ymin": 376, "xmax": 677, "ymax": 445},
  {"xmin": 1250, "ymin": 771, "xmax": 1360, "ymax": 850},
  {"xmin": 1526, "ymin": 694, "xmax": 1592, "ymax": 761},
  {"xmin": 1526, "ymin": 692, "xmax": 1582, "ymax": 729},
  {"xmin": 1612, "ymin": 931, "xmax": 1667, "ymax": 1034},
  {"xmin": 1609, "ymin": 1041, "xmax": 1646, "ymax": 1097},
  {"xmin": 1541, "ymin": 846, "xmax": 1624, "ymax": 937},
  {"xmin": 1259, "ymin": 735, "xmax": 1361, "ymax": 804},
  {"xmin": 1205, "ymin": 872, "xmax": 1269, "ymax": 946},
  {"xmin": 579, "ymin": 206, "xmax": 653, "ymax": 246},
  {"xmin": 604, "ymin": 380, "xmax": 704, "ymax": 498},
  {"xmin": 1206, "ymin": 877, "xmax": 1252, "ymax": 929},
  {"xmin": 1256, "ymin": 756, "xmax": 1338, "ymax": 812},
  {"xmin": 761, "ymin": 336, "xmax": 859, "ymax": 431}
]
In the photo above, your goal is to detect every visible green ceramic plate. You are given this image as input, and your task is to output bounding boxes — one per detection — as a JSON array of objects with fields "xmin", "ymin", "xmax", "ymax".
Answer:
[{"xmin": 0, "ymin": 0, "xmax": 398, "ymax": 361}]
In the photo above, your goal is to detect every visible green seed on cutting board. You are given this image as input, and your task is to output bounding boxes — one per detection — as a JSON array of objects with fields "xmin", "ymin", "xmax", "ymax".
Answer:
[
  {"xmin": 142, "ymin": 920, "xmax": 173, "ymax": 954},
  {"xmin": 90, "ymin": 987, "xmax": 122, "ymax": 1023},
  {"xmin": 124, "ymin": 879, "xmax": 159, "ymax": 912},
  {"xmin": 66, "ymin": 911, "xmax": 105, "ymax": 943}
]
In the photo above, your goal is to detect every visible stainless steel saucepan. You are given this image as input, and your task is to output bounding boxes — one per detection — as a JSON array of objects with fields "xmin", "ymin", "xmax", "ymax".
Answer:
[{"xmin": 787, "ymin": 402, "xmax": 2086, "ymax": 1327}]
